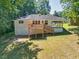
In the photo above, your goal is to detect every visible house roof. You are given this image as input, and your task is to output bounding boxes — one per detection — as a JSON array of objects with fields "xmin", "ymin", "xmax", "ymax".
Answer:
[{"xmin": 17, "ymin": 14, "xmax": 65, "ymax": 21}]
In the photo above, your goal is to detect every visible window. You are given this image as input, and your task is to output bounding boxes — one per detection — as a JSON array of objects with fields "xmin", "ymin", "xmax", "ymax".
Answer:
[
  {"xmin": 19, "ymin": 20, "xmax": 24, "ymax": 24},
  {"xmin": 33, "ymin": 21, "xmax": 35, "ymax": 24},
  {"xmin": 38, "ymin": 21, "xmax": 40, "ymax": 24},
  {"xmin": 45, "ymin": 20, "xmax": 48, "ymax": 25},
  {"xmin": 35, "ymin": 21, "xmax": 37, "ymax": 24},
  {"xmin": 33, "ymin": 21, "xmax": 38, "ymax": 24},
  {"xmin": 52, "ymin": 21, "xmax": 62, "ymax": 27}
]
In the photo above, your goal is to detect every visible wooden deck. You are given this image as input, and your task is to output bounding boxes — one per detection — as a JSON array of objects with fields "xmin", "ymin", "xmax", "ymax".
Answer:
[{"xmin": 28, "ymin": 24, "xmax": 53, "ymax": 35}]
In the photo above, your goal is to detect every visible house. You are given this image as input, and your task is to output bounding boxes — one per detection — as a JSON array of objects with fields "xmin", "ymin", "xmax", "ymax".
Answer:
[{"xmin": 14, "ymin": 14, "xmax": 64, "ymax": 36}]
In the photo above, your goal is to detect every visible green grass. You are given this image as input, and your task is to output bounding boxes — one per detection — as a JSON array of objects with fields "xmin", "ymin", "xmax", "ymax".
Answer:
[
  {"xmin": 0, "ymin": 32, "xmax": 41, "ymax": 59},
  {"xmin": 0, "ymin": 24, "xmax": 79, "ymax": 59},
  {"xmin": 63, "ymin": 23, "xmax": 69, "ymax": 29},
  {"xmin": 63, "ymin": 23, "xmax": 78, "ymax": 30},
  {"xmin": 32, "ymin": 34, "xmax": 79, "ymax": 59},
  {"xmin": 1, "ymin": 34, "xmax": 79, "ymax": 59}
]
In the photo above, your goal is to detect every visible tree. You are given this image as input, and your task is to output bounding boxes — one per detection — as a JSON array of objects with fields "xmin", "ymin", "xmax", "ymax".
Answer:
[
  {"xmin": 0, "ymin": 0, "xmax": 51, "ymax": 36},
  {"xmin": 60, "ymin": 0, "xmax": 79, "ymax": 25},
  {"xmin": 53, "ymin": 11, "xmax": 63, "ymax": 17},
  {"xmin": 0, "ymin": 0, "xmax": 26, "ymax": 36},
  {"xmin": 35, "ymin": 0, "xmax": 51, "ymax": 15},
  {"xmin": 53, "ymin": 11, "xmax": 59, "ymax": 16},
  {"xmin": 18, "ymin": 0, "xmax": 36, "ymax": 16}
]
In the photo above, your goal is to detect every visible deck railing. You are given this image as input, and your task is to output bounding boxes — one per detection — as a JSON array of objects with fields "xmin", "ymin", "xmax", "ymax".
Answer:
[{"xmin": 28, "ymin": 24, "xmax": 53, "ymax": 35}]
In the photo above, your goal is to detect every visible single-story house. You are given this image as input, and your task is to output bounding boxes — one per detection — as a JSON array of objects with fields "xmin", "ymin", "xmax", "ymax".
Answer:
[{"xmin": 14, "ymin": 14, "xmax": 65, "ymax": 36}]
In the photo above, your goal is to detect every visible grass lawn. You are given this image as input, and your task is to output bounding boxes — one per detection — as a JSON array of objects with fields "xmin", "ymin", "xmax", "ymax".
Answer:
[
  {"xmin": 63, "ymin": 23, "xmax": 78, "ymax": 30},
  {"xmin": 32, "ymin": 34, "xmax": 79, "ymax": 59},
  {"xmin": 0, "ymin": 24, "xmax": 79, "ymax": 59}
]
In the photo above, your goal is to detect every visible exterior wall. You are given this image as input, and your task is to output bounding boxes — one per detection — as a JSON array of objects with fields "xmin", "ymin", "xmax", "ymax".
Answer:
[
  {"xmin": 14, "ymin": 20, "xmax": 28, "ymax": 35},
  {"xmin": 48, "ymin": 20, "xmax": 63, "ymax": 27},
  {"xmin": 48, "ymin": 20, "xmax": 52, "ymax": 26},
  {"xmin": 14, "ymin": 19, "xmax": 64, "ymax": 35},
  {"xmin": 53, "ymin": 27, "xmax": 63, "ymax": 33},
  {"xmin": 48, "ymin": 20, "xmax": 63, "ymax": 33}
]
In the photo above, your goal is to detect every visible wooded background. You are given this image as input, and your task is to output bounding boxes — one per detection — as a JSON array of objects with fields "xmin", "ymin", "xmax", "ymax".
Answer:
[
  {"xmin": 0, "ymin": 0, "xmax": 51, "ymax": 37},
  {"xmin": 0, "ymin": 0, "xmax": 79, "ymax": 37}
]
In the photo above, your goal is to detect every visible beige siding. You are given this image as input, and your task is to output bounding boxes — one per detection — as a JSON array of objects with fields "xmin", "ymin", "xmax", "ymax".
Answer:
[
  {"xmin": 14, "ymin": 19, "xmax": 64, "ymax": 35},
  {"xmin": 54, "ymin": 27, "xmax": 63, "ymax": 33},
  {"xmin": 14, "ymin": 20, "xmax": 28, "ymax": 35},
  {"xmin": 48, "ymin": 20, "xmax": 52, "ymax": 26},
  {"xmin": 48, "ymin": 20, "xmax": 63, "ymax": 33},
  {"xmin": 48, "ymin": 20, "xmax": 63, "ymax": 27}
]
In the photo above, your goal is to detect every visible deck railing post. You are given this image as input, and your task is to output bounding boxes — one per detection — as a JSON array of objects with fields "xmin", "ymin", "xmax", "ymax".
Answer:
[
  {"xmin": 42, "ymin": 33, "xmax": 44, "ymax": 38},
  {"xmin": 35, "ymin": 34, "xmax": 37, "ymax": 38}
]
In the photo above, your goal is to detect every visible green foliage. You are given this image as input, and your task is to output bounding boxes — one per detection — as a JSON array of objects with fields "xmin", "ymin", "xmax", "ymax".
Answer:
[
  {"xmin": 60, "ymin": 0, "xmax": 79, "ymax": 22},
  {"xmin": 0, "ymin": 0, "xmax": 50, "ymax": 36},
  {"xmin": 0, "ymin": 0, "xmax": 26, "ymax": 36},
  {"xmin": 53, "ymin": 11, "xmax": 63, "ymax": 17},
  {"xmin": 0, "ymin": 39, "xmax": 42, "ymax": 59},
  {"xmin": 35, "ymin": 0, "xmax": 51, "ymax": 15}
]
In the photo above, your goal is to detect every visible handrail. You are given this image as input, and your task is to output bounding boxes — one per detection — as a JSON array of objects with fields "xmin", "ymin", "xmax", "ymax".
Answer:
[{"xmin": 28, "ymin": 24, "xmax": 53, "ymax": 35}]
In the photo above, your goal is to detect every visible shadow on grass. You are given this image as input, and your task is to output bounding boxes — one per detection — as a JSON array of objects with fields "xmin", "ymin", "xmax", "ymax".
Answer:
[
  {"xmin": 68, "ymin": 26, "xmax": 79, "ymax": 44},
  {"xmin": 30, "ymin": 34, "xmax": 47, "ymax": 40},
  {"xmin": 0, "ymin": 38, "xmax": 43, "ymax": 59},
  {"xmin": 50, "ymin": 28, "xmax": 72, "ymax": 36},
  {"xmin": 68, "ymin": 27, "xmax": 79, "ymax": 34},
  {"xmin": 30, "ymin": 28, "xmax": 72, "ymax": 40}
]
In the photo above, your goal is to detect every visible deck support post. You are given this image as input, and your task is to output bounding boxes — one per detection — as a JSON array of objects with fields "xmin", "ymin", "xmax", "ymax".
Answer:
[
  {"xmin": 42, "ymin": 33, "xmax": 44, "ymax": 38},
  {"xmin": 28, "ymin": 34, "xmax": 30, "ymax": 38},
  {"xmin": 42, "ymin": 29, "xmax": 44, "ymax": 38},
  {"xmin": 35, "ymin": 34, "xmax": 37, "ymax": 38}
]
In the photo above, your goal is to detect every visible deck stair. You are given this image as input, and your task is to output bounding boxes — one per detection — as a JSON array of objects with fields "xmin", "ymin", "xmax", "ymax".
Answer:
[{"xmin": 44, "ymin": 25, "xmax": 53, "ymax": 33}]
